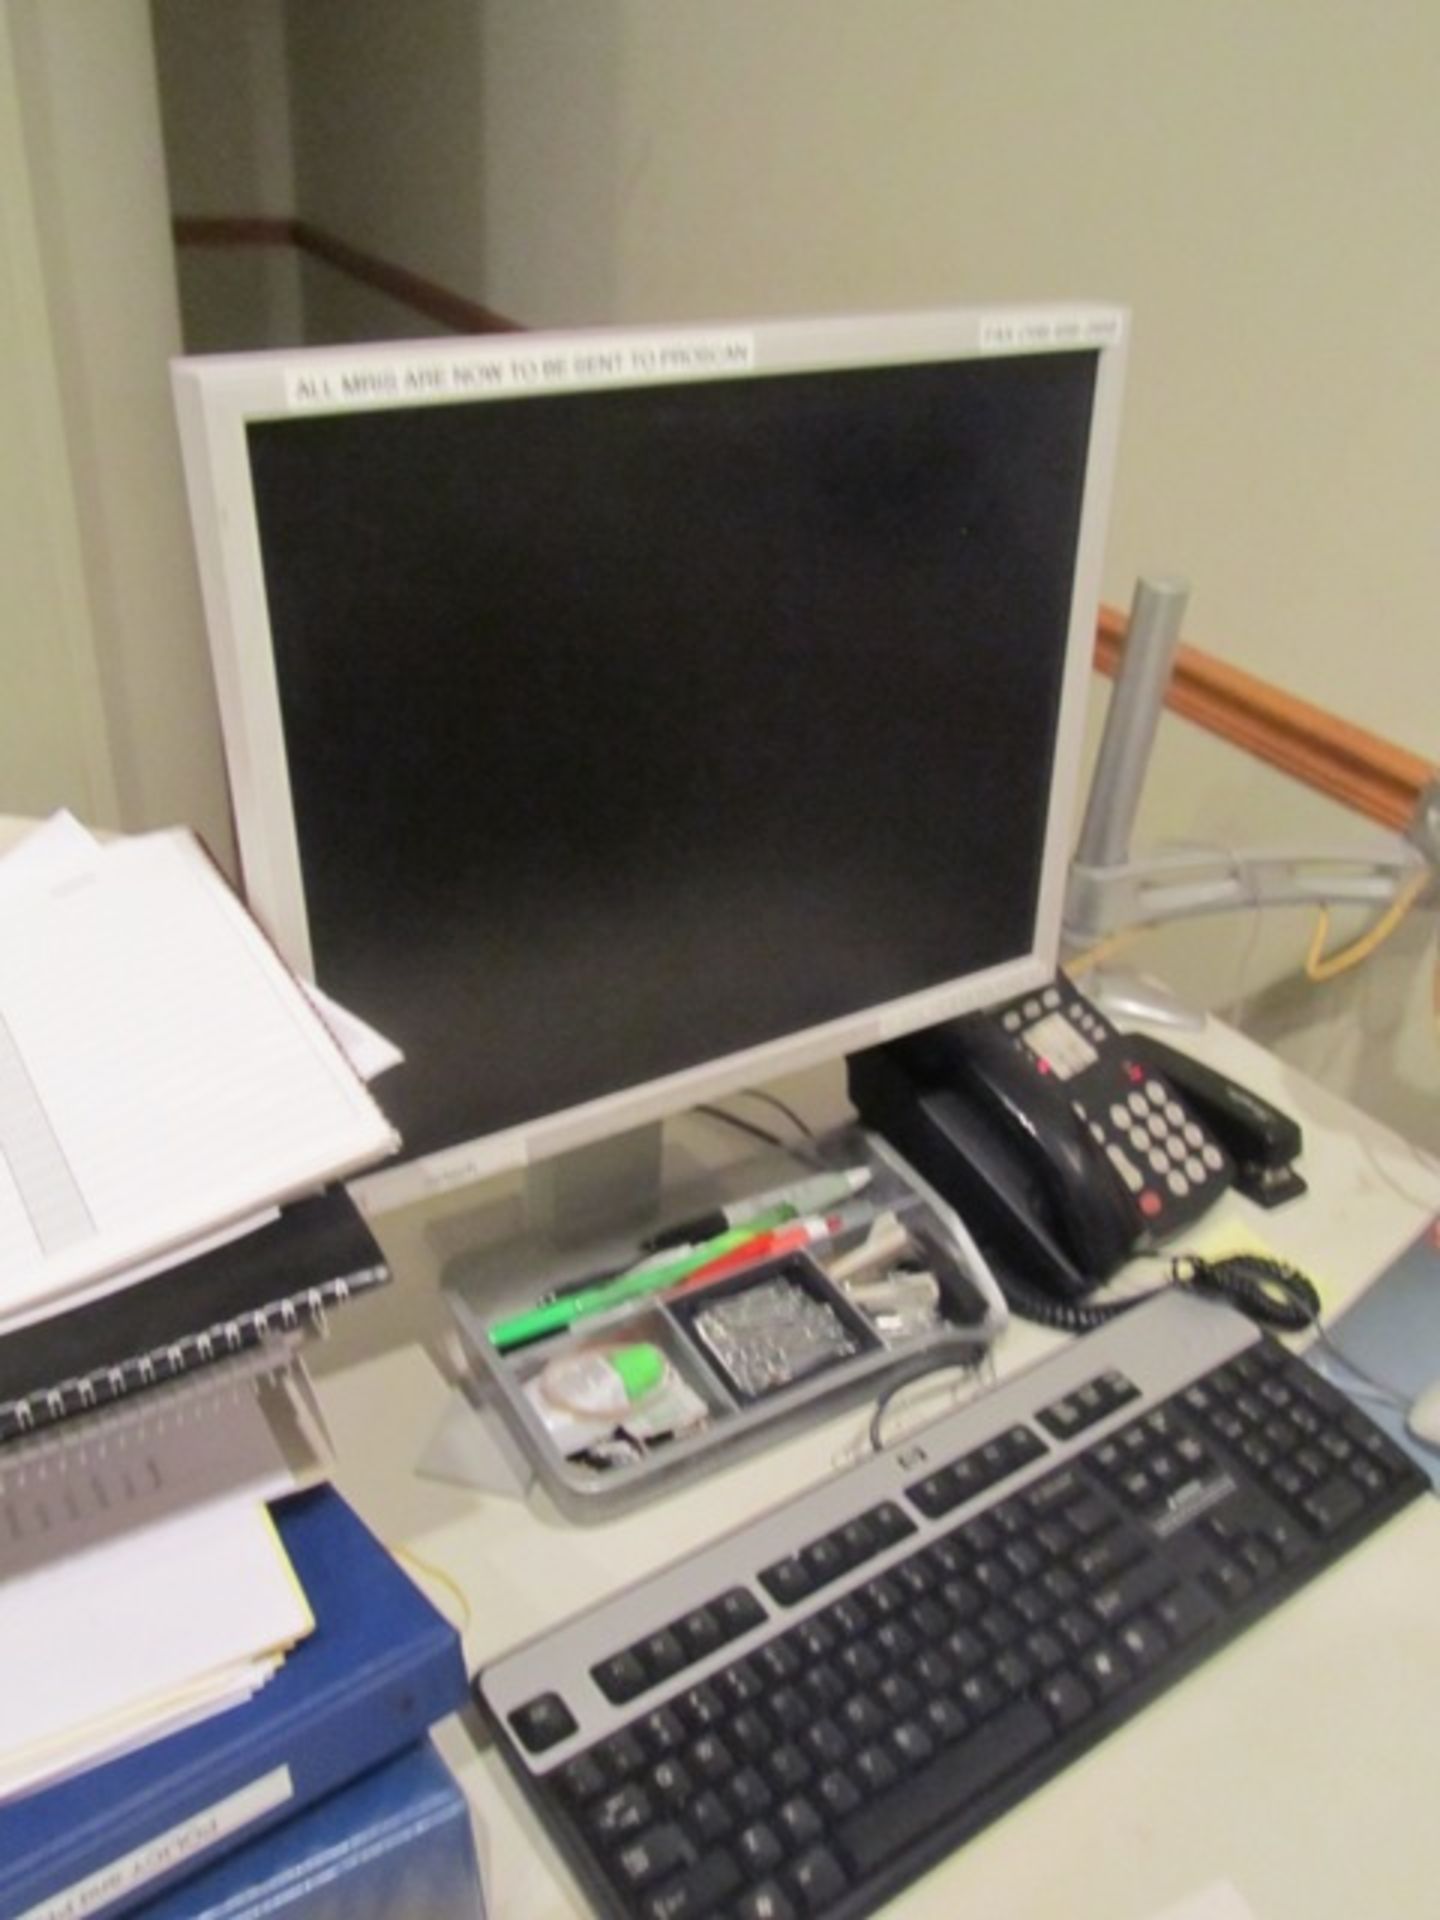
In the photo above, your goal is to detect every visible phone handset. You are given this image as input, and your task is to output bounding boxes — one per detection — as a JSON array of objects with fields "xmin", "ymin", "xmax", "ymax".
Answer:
[
  {"xmin": 915, "ymin": 1014, "xmax": 1138, "ymax": 1284},
  {"xmin": 846, "ymin": 973, "xmax": 1236, "ymax": 1304}
]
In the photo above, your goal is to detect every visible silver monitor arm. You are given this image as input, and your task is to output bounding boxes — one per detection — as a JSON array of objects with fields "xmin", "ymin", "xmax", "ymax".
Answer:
[{"xmin": 1063, "ymin": 577, "xmax": 1435, "ymax": 1020}]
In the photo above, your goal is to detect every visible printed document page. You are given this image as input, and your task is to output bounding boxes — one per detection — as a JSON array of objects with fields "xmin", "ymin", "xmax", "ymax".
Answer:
[{"xmin": 0, "ymin": 826, "xmax": 398, "ymax": 1331}]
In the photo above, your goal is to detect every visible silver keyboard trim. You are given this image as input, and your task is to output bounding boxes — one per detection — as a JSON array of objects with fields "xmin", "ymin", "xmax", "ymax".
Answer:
[{"xmin": 478, "ymin": 1290, "xmax": 1258, "ymax": 1769}]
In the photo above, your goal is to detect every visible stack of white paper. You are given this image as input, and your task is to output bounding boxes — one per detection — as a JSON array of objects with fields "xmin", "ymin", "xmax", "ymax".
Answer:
[
  {"xmin": 0, "ymin": 818, "xmax": 400, "ymax": 1334},
  {"xmin": 0, "ymin": 815, "xmax": 400, "ymax": 1797},
  {"xmin": 0, "ymin": 1495, "xmax": 313, "ymax": 1801},
  {"xmin": 0, "ymin": 1354, "xmax": 327, "ymax": 1801}
]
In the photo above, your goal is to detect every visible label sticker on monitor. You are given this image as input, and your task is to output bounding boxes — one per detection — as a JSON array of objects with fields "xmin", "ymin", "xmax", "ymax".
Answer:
[
  {"xmin": 979, "ymin": 311, "xmax": 1123, "ymax": 354},
  {"xmin": 284, "ymin": 334, "xmax": 756, "ymax": 413}
]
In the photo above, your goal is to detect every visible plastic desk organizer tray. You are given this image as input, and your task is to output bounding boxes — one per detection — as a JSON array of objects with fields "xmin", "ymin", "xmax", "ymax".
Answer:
[{"xmin": 441, "ymin": 1128, "xmax": 1007, "ymax": 1519}]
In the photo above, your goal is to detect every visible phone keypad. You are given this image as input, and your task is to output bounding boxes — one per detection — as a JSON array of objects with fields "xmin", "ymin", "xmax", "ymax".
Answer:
[
  {"xmin": 1003, "ymin": 983, "xmax": 1228, "ymax": 1238},
  {"xmin": 1076, "ymin": 1066, "xmax": 1225, "ymax": 1225}
]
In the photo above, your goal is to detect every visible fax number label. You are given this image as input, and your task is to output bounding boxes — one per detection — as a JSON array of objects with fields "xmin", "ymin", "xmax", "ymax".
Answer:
[{"xmin": 980, "ymin": 313, "xmax": 1122, "ymax": 354}]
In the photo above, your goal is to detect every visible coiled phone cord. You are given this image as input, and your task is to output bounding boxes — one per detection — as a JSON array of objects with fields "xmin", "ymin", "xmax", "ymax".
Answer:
[
  {"xmin": 867, "ymin": 1253, "xmax": 1323, "ymax": 1452},
  {"xmin": 998, "ymin": 1251, "xmax": 1321, "ymax": 1337}
]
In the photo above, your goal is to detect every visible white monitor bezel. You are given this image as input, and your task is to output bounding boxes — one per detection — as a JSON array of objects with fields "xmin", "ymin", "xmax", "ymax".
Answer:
[{"xmin": 172, "ymin": 304, "xmax": 1128, "ymax": 1207}]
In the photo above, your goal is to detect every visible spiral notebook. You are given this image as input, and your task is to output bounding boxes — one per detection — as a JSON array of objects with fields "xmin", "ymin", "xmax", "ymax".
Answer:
[{"xmin": 0, "ymin": 1184, "xmax": 387, "ymax": 1449}]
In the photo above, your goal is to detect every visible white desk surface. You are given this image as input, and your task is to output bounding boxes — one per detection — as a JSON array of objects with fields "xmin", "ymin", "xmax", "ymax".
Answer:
[{"xmin": 305, "ymin": 1014, "xmax": 1440, "ymax": 1920}]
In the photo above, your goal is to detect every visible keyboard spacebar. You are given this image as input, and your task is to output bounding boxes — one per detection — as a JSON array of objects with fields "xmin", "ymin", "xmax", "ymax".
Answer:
[{"xmin": 843, "ymin": 1702, "xmax": 1053, "ymax": 1875}]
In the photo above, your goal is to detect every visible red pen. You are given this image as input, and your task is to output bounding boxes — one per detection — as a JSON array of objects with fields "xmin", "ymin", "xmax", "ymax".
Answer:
[{"xmin": 672, "ymin": 1202, "xmax": 873, "ymax": 1295}]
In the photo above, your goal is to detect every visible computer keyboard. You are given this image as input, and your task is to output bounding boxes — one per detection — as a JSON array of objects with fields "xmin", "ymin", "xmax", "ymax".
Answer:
[{"xmin": 475, "ymin": 1290, "xmax": 1426, "ymax": 1919}]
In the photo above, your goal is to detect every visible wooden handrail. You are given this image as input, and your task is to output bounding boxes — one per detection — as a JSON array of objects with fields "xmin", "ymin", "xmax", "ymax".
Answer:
[
  {"xmin": 1095, "ymin": 605, "xmax": 1434, "ymax": 833},
  {"xmin": 171, "ymin": 215, "xmax": 520, "ymax": 336},
  {"xmin": 171, "ymin": 216, "xmax": 1436, "ymax": 836}
]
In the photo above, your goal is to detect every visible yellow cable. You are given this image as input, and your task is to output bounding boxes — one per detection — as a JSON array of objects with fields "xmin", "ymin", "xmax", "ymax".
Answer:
[
  {"xmin": 394, "ymin": 1544, "xmax": 473, "ymax": 1634},
  {"xmin": 1064, "ymin": 927, "xmax": 1139, "ymax": 977},
  {"xmin": 1304, "ymin": 868, "xmax": 1431, "ymax": 984}
]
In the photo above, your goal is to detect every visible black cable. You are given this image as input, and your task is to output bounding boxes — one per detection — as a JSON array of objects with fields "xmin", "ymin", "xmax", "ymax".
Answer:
[
  {"xmin": 734, "ymin": 1088, "xmax": 818, "ymax": 1141},
  {"xmin": 692, "ymin": 1104, "xmax": 791, "ymax": 1151},
  {"xmin": 996, "ymin": 1271, "xmax": 1153, "ymax": 1335},
  {"xmin": 693, "ymin": 1093, "xmax": 825, "ymax": 1164},
  {"xmin": 867, "ymin": 1338, "xmax": 992, "ymax": 1452},
  {"xmin": 1168, "ymin": 1250, "xmax": 1321, "ymax": 1332},
  {"xmin": 1001, "ymin": 1252, "xmax": 1321, "ymax": 1337}
]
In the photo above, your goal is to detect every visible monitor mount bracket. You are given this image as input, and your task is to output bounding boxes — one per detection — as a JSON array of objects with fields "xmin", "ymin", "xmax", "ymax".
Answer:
[{"xmin": 1063, "ymin": 576, "xmax": 1434, "ymax": 1026}]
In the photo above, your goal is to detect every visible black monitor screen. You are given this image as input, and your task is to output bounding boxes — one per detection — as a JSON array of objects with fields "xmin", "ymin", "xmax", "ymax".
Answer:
[{"xmin": 246, "ymin": 350, "xmax": 1098, "ymax": 1162}]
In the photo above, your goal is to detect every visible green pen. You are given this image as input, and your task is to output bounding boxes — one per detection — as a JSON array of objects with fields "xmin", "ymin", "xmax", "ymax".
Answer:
[{"xmin": 487, "ymin": 1209, "xmax": 794, "ymax": 1352}]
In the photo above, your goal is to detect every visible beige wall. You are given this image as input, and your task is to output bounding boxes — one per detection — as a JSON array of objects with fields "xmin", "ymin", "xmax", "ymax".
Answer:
[
  {"xmin": 285, "ymin": 0, "xmax": 487, "ymax": 311},
  {"xmin": 0, "ymin": 8, "xmax": 118, "ymax": 828},
  {"xmin": 152, "ymin": 0, "xmax": 301, "ymax": 352},
  {"xmin": 2, "ymin": 0, "xmax": 231, "ymax": 862},
  {"xmin": 152, "ymin": 0, "xmax": 292, "ymax": 217}
]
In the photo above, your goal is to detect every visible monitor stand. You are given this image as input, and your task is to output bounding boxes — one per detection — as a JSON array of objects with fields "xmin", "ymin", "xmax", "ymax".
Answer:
[{"xmin": 523, "ymin": 1122, "xmax": 665, "ymax": 1249}]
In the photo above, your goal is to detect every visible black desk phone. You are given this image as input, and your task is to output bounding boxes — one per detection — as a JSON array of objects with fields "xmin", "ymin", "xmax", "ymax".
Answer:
[{"xmin": 849, "ymin": 975, "xmax": 1261, "ymax": 1304}]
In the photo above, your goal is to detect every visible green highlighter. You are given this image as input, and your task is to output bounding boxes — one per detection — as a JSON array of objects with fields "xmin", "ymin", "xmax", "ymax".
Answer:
[{"xmin": 487, "ymin": 1211, "xmax": 792, "ymax": 1352}]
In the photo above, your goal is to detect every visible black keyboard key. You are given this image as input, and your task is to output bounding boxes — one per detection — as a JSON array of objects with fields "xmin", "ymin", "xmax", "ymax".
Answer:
[
  {"xmin": 816, "ymin": 1766, "xmax": 863, "ymax": 1819},
  {"xmin": 768, "ymin": 1743, "xmax": 810, "ymax": 1792},
  {"xmin": 736, "ymin": 1884, "xmax": 796, "ymax": 1920},
  {"xmin": 596, "ymin": 1727, "xmax": 647, "ymax": 1780},
  {"xmin": 788, "ymin": 1846, "xmax": 849, "ymax": 1914},
  {"xmin": 871, "ymin": 1500, "xmax": 917, "ymax": 1546},
  {"xmin": 736, "ymin": 1821, "xmax": 785, "ymax": 1876},
  {"xmin": 640, "ymin": 1627, "xmax": 688, "ymax": 1680},
  {"xmin": 1116, "ymin": 1615, "xmax": 1171, "ymax": 1673},
  {"xmin": 776, "ymin": 1794, "xmax": 825, "ymax": 1848},
  {"xmin": 768, "ymin": 1684, "xmax": 808, "ymax": 1734},
  {"xmin": 557, "ymin": 1750, "xmax": 607, "ymax": 1803},
  {"xmin": 650, "ymin": 1757, "xmax": 694, "ymax": 1808},
  {"xmin": 719, "ymin": 1658, "xmax": 766, "ymax": 1708},
  {"xmin": 594, "ymin": 1649, "xmax": 650, "ymax": 1706},
  {"xmin": 590, "ymin": 1783, "xmax": 654, "ymax": 1842},
  {"xmin": 1039, "ymin": 1670, "xmax": 1093, "ymax": 1730},
  {"xmin": 908, "ymin": 1464, "xmax": 971, "ymax": 1519},
  {"xmin": 801, "ymin": 1535, "xmax": 848, "ymax": 1585},
  {"xmin": 1090, "ymin": 1554, "xmax": 1175, "ymax": 1626},
  {"xmin": 640, "ymin": 1848, "xmax": 742, "ymax": 1920},
  {"xmin": 680, "ymin": 1680, "xmax": 726, "ymax": 1731},
  {"xmin": 717, "ymin": 1587, "xmax": 768, "ymax": 1638},
  {"xmin": 690, "ymin": 1732, "xmax": 735, "ymax": 1784},
  {"xmin": 1155, "ymin": 1581, "xmax": 1222, "ymax": 1645},
  {"xmin": 1300, "ymin": 1474, "xmax": 1367, "ymax": 1534},
  {"xmin": 758, "ymin": 1555, "xmax": 814, "ymax": 1607},
  {"xmin": 853, "ymin": 1743, "xmax": 900, "ymax": 1796},
  {"xmin": 640, "ymin": 1705, "xmax": 688, "ymax": 1755},
  {"xmin": 615, "ymin": 1822, "xmax": 692, "ymax": 1890},
  {"xmin": 844, "ymin": 1701, "xmax": 1051, "ymax": 1874},
  {"xmin": 509, "ymin": 1690, "xmax": 577, "ymax": 1753},
  {"xmin": 729, "ymin": 1766, "xmax": 774, "ymax": 1821},
  {"xmin": 678, "ymin": 1605, "xmax": 726, "ymax": 1660},
  {"xmin": 1079, "ymin": 1641, "xmax": 1133, "ymax": 1699},
  {"xmin": 922, "ymin": 1694, "xmax": 969, "ymax": 1745},
  {"xmin": 837, "ymin": 1514, "xmax": 880, "ymax": 1561},
  {"xmin": 731, "ymin": 1707, "xmax": 770, "ymax": 1758},
  {"xmin": 687, "ymin": 1789, "xmax": 731, "ymax": 1845}
]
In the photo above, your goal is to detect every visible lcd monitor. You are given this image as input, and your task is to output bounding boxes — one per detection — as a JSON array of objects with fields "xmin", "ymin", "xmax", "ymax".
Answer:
[{"xmin": 171, "ymin": 306, "xmax": 1127, "ymax": 1214}]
